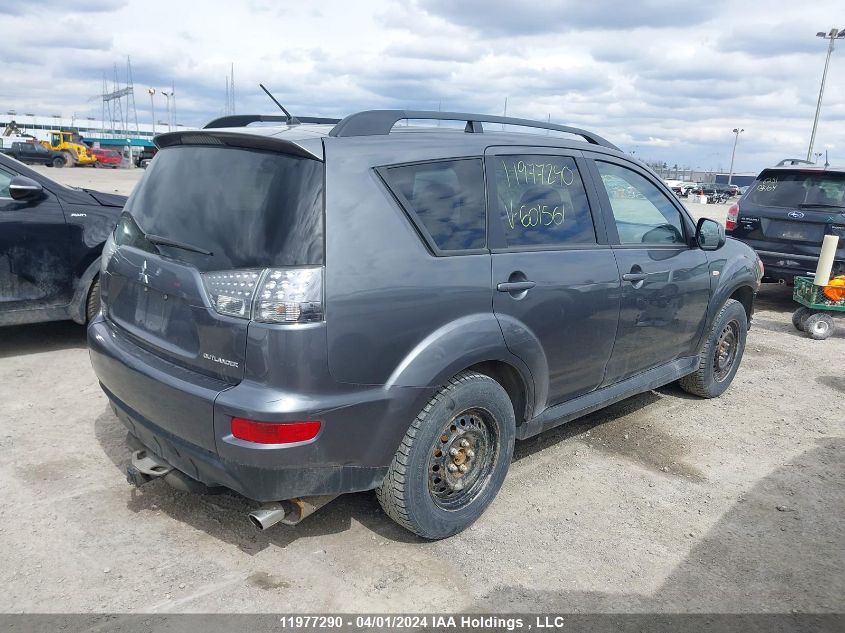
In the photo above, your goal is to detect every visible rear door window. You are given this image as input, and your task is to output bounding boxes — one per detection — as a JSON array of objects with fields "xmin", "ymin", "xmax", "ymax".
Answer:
[
  {"xmin": 745, "ymin": 170, "xmax": 845, "ymax": 208},
  {"xmin": 380, "ymin": 158, "xmax": 486, "ymax": 252},
  {"xmin": 492, "ymin": 155, "xmax": 597, "ymax": 247}
]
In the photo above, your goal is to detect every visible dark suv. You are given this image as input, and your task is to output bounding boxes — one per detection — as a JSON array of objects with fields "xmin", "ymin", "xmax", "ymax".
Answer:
[
  {"xmin": 87, "ymin": 110, "xmax": 762, "ymax": 539},
  {"xmin": 726, "ymin": 161, "xmax": 845, "ymax": 283}
]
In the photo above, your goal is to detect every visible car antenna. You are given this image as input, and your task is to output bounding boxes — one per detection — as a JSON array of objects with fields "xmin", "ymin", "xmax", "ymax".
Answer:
[{"xmin": 259, "ymin": 83, "xmax": 300, "ymax": 125}]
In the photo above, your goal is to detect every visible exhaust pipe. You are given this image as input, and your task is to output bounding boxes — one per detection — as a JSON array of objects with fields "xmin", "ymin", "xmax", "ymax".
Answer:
[
  {"xmin": 248, "ymin": 495, "xmax": 337, "ymax": 531},
  {"xmin": 249, "ymin": 502, "xmax": 290, "ymax": 530}
]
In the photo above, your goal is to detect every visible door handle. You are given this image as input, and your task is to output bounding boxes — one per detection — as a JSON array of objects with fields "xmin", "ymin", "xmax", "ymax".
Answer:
[
  {"xmin": 497, "ymin": 281, "xmax": 536, "ymax": 292},
  {"xmin": 622, "ymin": 272, "xmax": 648, "ymax": 282}
]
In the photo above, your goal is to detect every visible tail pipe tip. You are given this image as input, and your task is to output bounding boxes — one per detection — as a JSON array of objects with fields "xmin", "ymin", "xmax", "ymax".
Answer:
[{"xmin": 248, "ymin": 495, "xmax": 337, "ymax": 531}]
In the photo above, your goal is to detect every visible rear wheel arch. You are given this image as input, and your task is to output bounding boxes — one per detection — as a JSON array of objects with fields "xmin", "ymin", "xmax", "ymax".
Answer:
[{"xmin": 468, "ymin": 360, "xmax": 531, "ymax": 427}]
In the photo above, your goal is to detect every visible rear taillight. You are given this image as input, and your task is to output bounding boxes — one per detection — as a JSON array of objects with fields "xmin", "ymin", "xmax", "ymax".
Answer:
[
  {"xmin": 726, "ymin": 203, "xmax": 739, "ymax": 231},
  {"xmin": 230, "ymin": 417, "xmax": 321, "ymax": 444},
  {"xmin": 201, "ymin": 266, "xmax": 323, "ymax": 323}
]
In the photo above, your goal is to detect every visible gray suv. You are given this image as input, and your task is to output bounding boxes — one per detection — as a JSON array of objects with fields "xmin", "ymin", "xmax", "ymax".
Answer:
[{"xmin": 88, "ymin": 110, "xmax": 762, "ymax": 539}]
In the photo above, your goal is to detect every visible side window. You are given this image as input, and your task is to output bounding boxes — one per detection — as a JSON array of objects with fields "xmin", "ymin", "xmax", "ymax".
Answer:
[
  {"xmin": 596, "ymin": 161, "xmax": 686, "ymax": 245},
  {"xmin": 493, "ymin": 155, "xmax": 596, "ymax": 248},
  {"xmin": 0, "ymin": 168, "xmax": 13, "ymax": 198},
  {"xmin": 382, "ymin": 158, "xmax": 486, "ymax": 252}
]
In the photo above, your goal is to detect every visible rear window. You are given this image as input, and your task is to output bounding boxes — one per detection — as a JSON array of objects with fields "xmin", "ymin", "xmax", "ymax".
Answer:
[
  {"xmin": 380, "ymin": 158, "xmax": 486, "ymax": 252},
  {"xmin": 119, "ymin": 145, "xmax": 324, "ymax": 271},
  {"xmin": 745, "ymin": 169, "xmax": 845, "ymax": 208}
]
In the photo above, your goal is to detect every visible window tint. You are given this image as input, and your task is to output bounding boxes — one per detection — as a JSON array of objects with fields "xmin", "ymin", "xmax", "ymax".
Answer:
[
  {"xmin": 596, "ymin": 161, "xmax": 686, "ymax": 245},
  {"xmin": 383, "ymin": 159, "xmax": 486, "ymax": 251},
  {"xmin": 0, "ymin": 168, "xmax": 12, "ymax": 198},
  {"xmin": 493, "ymin": 155, "xmax": 596, "ymax": 247},
  {"xmin": 745, "ymin": 169, "xmax": 845, "ymax": 208},
  {"xmin": 120, "ymin": 146, "xmax": 324, "ymax": 271}
]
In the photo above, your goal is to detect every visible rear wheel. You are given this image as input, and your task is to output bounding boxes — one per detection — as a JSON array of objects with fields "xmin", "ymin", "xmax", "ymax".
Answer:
[
  {"xmin": 85, "ymin": 276, "xmax": 101, "ymax": 323},
  {"xmin": 376, "ymin": 371, "xmax": 515, "ymax": 539},
  {"xmin": 804, "ymin": 313, "xmax": 834, "ymax": 340},
  {"xmin": 679, "ymin": 299, "xmax": 747, "ymax": 398},
  {"xmin": 52, "ymin": 156, "xmax": 65, "ymax": 168}
]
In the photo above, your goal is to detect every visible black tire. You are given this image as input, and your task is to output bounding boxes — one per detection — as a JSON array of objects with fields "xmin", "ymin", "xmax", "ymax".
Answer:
[
  {"xmin": 679, "ymin": 298, "xmax": 747, "ymax": 398},
  {"xmin": 62, "ymin": 151, "xmax": 74, "ymax": 167},
  {"xmin": 792, "ymin": 307, "xmax": 812, "ymax": 331},
  {"xmin": 376, "ymin": 371, "xmax": 515, "ymax": 539},
  {"xmin": 52, "ymin": 156, "xmax": 65, "ymax": 168},
  {"xmin": 804, "ymin": 313, "xmax": 834, "ymax": 340},
  {"xmin": 85, "ymin": 276, "xmax": 101, "ymax": 323}
]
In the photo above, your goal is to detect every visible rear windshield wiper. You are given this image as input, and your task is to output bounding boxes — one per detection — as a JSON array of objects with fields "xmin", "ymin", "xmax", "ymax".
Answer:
[
  {"xmin": 146, "ymin": 234, "xmax": 213, "ymax": 256},
  {"xmin": 798, "ymin": 203, "xmax": 845, "ymax": 209}
]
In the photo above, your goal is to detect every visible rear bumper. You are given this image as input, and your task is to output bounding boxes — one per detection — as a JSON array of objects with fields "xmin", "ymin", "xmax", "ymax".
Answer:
[
  {"xmin": 755, "ymin": 249, "xmax": 822, "ymax": 282},
  {"xmin": 88, "ymin": 317, "xmax": 425, "ymax": 501}
]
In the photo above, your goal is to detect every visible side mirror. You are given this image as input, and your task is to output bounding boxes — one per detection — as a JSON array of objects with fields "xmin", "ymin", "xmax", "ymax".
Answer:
[
  {"xmin": 9, "ymin": 176, "xmax": 43, "ymax": 201},
  {"xmin": 695, "ymin": 217, "xmax": 726, "ymax": 251}
]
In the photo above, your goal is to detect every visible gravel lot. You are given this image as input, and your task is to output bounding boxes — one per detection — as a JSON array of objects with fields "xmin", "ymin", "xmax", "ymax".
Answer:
[{"xmin": 2, "ymin": 168, "xmax": 842, "ymax": 613}]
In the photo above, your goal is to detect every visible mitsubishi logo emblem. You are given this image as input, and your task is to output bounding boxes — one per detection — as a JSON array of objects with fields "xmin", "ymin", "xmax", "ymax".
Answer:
[{"xmin": 139, "ymin": 260, "xmax": 150, "ymax": 285}]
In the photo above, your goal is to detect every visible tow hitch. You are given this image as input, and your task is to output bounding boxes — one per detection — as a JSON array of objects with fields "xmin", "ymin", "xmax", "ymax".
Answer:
[
  {"xmin": 126, "ymin": 450, "xmax": 172, "ymax": 487},
  {"xmin": 125, "ymin": 449, "xmax": 217, "ymax": 495}
]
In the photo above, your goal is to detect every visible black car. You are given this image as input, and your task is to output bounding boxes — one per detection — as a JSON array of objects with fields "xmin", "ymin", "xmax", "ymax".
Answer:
[
  {"xmin": 1, "ymin": 142, "xmax": 67, "ymax": 168},
  {"xmin": 726, "ymin": 162, "xmax": 845, "ymax": 283},
  {"xmin": 88, "ymin": 109, "xmax": 762, "ymax": 539},
  {"xmin": 0, "ymin": 153, "xmax": 126, "ymax": 326}
]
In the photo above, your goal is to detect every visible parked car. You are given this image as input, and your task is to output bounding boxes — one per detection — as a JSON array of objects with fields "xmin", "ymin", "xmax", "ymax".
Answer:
[
  {"xmin": 727, "ymin": 160, "xmax": 845, "ymax": 284},
  {"xmin": 90, "ymin": 147, "xmax": 122, "ymax": 168},
  {"xmin": 88, "ymin": 110, "xmax": 762, "ymax": 539},
  {"xmin": 0, "ymin": 141, "xmax": 66, "ymax": 168},
  {"xmin": 0, "ymin": 152, "xmax": 126, "ymax": 326}
]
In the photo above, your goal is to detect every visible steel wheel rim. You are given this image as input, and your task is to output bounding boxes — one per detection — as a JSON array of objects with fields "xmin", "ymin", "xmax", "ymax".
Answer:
[
  {"xmin": 428, "ymin": 408, "xmax": 498, "ymax": 511},
  {"xmin": 714, "ymin": 320, "xmax": 739, "ymax": 382}
]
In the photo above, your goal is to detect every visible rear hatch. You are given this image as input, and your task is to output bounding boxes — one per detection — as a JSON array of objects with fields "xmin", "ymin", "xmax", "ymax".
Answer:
[
  {"xmin": 102, "ymin": 141, "xmax": 325, "ymax": 385},
  {"xmin": 732, "ymin": 169, "xmax": 845, "ymax": 259}
]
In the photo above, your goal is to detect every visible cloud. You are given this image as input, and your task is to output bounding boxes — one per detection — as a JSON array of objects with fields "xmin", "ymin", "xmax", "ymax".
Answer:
[
  {"xmin": 0, "ymin": 0, "xmax": 126, "ymax": 15},
  {"xmin": 0, "ymin": 0, "xmax": 843, "ymax": 172},
  {"xmin": 417, "ymin": 0, "xmax": 727, "ymax": 36}
]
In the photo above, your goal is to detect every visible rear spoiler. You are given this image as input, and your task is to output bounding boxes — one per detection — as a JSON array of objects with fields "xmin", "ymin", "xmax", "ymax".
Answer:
[{"xmin": 153, "ymin": 130, "xmax": 323, "ymax": 160}]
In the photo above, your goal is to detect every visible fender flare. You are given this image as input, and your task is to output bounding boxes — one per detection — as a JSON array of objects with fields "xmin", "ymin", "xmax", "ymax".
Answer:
[
  {"xmin": 385, "ymin": 312, "xmax": 545, "ymax": 421},
  {"xmin": 68, "ymin": 257, "xmax": 101, "ymax": 324}
]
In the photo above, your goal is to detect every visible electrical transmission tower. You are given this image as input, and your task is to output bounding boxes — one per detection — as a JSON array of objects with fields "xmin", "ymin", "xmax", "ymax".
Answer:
[{"xmin": 96, "ymin": 57, "xmax": 139, "ymax": 137}]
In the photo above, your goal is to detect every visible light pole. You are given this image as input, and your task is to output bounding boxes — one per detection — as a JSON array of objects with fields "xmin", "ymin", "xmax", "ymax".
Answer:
[
  {"xmin": 807, "ymin": 27, "xmax": 845, "ymax": 161},
  {"xmin": 147, "ymin": 88, "xmax": 156, "ymax": 135},
  {"xmin": 161, "ymin": 90, "xmax": 172, "ymax": 132},
  {"xmin": 728, "ymin": 128, "xmax": 744, "ymax": 185}
]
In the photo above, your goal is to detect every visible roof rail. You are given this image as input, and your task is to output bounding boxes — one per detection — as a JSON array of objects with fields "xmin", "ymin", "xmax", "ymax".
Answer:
[
  {"xmin": 204, "ymin": 114, "xmax": 341, "ymax": 129},
  {"xmin": 775, "ymin": 158, "xmax": 816, "ymax": 167},
  {"xmin": 328, "ymin": 109, "xmax": 619, "ymax": 150}
]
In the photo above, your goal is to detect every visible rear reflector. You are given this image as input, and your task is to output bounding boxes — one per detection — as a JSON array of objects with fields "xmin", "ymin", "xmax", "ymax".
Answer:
[{"xmin": 230, "ymin": 418, "xmax": 321, "ymax": 444}]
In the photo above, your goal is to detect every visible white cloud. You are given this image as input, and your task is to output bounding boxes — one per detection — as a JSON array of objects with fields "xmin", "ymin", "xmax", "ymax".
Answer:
[{"xmin": 0, "ymin": 0, "xmax": 842, "ymax": 171}]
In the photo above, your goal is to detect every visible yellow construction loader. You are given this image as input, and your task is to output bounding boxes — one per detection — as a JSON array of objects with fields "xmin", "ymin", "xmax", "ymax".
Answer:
[{"xmin": 40, "ymin": 130, "xmax": 97, "ymax": 167}]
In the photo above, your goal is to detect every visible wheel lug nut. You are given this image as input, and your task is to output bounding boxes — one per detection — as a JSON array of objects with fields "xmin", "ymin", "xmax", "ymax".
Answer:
[
  {"xmin": 458, "ymin": 464, "xmax": 468, "ymax": 473},
  {"xmin": 449, "ymin": 448, "xmax": 459, "ymax": 457},
  {"xmin": 447, "ymin": 463, "xmax": 458, "ymax": 473},
  {"xmin": 466, "ymin": 449, "xmax": 475, "ymax": 459},
  {"xmin": 460, "ymin": 439, "xmax": 470, "ymax": 448}
]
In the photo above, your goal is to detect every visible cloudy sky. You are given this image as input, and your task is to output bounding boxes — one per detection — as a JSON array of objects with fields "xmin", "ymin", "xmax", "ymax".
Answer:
[{"xmin": 1, "ymin": 0, "xmax": 843, "ymax": 172}]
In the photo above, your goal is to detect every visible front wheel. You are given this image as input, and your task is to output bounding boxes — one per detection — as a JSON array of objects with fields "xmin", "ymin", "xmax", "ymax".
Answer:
[
  {"xmin": 804, "ymin": 313, "xmax": 834, "ymax": 340},
  {"xmin": 376, "ymin": 371, "xmax": 515, "ymax": 539},
  {"xmin": 679, "ymin": 299, "xmax": 747, "ymax": 398}
]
